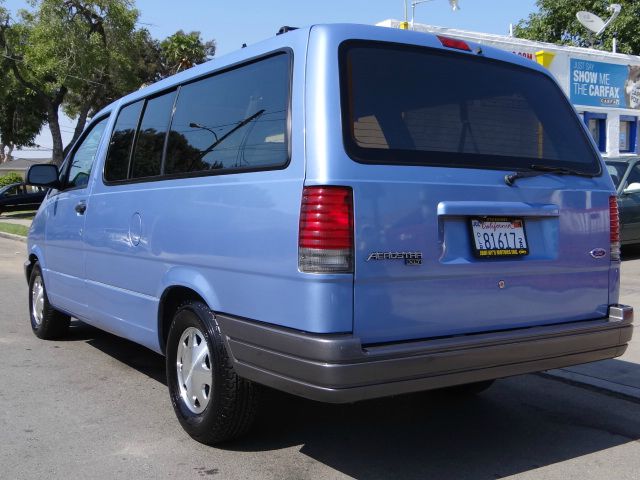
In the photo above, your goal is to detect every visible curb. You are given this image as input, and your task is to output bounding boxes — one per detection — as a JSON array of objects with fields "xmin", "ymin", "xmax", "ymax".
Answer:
[
  {"xmin": 543, "ymin": 369, "xmax": 640, "ymax": 402},
  {"xmin": 0, "ymin": 231, "xmax": 26, "ymax": 243}
]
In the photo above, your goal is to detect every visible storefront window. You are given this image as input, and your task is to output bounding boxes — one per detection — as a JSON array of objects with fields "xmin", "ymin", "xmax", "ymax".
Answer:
[
  {"xmin": 584, "ymin": 112, "xmax": 606, "ymax": 152},
  {"xmin": 620, "ymin": 116, "xmax": 638, "ymax": 153}
]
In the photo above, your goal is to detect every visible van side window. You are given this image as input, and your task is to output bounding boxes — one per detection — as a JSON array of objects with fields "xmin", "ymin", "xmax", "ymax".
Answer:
[
  {"xmin": 104, "ymin": 100, "xmax": 144, "ymax": 182},
  {"xmin": 130, "ymin": 90, "xmax": 177, "ymax": 179},
  {"xmin": 66, "ymin": 117, "xmax": 108, "ymax": 189},
  {"xmin": 164, "ymin": 53, "xmax": 290, "ymax": 175}
]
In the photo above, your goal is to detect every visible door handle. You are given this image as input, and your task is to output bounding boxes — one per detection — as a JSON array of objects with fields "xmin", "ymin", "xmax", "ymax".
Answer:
[{"xmin": 75, "ymin": 201, "xmax": 87, "ymax": 215}]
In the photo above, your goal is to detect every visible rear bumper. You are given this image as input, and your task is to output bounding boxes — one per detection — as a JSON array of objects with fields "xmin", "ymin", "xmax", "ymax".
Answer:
[{"xmin": 217, "ymin": 305, "xmax": 634, "ymax": 403}]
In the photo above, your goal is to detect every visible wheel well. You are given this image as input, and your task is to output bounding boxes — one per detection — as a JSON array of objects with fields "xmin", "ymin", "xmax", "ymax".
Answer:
[
  {"xmin": 25, "ymin": 254, "xmax": 38, "ymax": 282},
  {"xmin": 158, "ymin": 286, "xmax": 204, "ymax": 355}
]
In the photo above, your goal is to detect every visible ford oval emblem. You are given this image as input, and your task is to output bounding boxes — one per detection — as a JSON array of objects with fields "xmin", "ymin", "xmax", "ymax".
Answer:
[{"xmin": 590, "ymin": 248, "xmax": 607, "ymax": 259}]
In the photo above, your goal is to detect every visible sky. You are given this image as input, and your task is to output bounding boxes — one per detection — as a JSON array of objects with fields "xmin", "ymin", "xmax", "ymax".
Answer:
[{"xmin": 3, "ymin": 0, "xmax": 539, "ymax": 158}]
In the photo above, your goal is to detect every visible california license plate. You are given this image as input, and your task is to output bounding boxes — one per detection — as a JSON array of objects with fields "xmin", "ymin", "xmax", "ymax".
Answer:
[{"xmin": 470, "ymin": 217, "xmax": 529, "ymax": 257}]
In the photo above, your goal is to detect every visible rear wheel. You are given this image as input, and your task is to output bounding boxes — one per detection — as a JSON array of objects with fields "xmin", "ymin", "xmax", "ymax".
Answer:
[
  {"xmin": 28, "ymin": 262, "xmax": 70, "ymax": 339},
  {"xmin": 166, "ymin": 300, "xmax": 260, "ymax": 445}
]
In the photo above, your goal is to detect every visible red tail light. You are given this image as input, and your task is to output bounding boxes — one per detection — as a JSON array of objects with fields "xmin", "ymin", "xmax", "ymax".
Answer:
[
  {"xmin": 436, "ymin": 35, "xmax": 471, "ymax": 52},
  {"xmin": 610, "ymin": 196, "xmax": 620, "ymax": 261},
  {"xmin": 299, "ymin": 186, "xmax": 354, "ymax": 273}
]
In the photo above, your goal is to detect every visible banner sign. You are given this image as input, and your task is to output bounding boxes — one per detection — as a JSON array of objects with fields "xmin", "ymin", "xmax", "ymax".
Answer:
[
  {"xmin": 570, "ymin": 58, "xmax": 640, "ymax": 109},
  {"xmin": 570, "ymin": 59, "xmax": 640, "ymax": 109}
]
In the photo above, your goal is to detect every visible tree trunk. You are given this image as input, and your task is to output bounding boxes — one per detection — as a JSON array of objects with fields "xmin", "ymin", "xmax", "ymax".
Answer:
[
  {"xmin": 63, "ymin": 102, "xmax": 91, "ymax": 157},
  {"xmin": 0, "ymin": 143, "xmax": 5, "ymax": 164},
  {"xmin": 47, "ymin": 105, "xmax": 65, "ymax": 166},
  {"xmin": 6, "ymin": 143, "xmax": 14, "ymax": 162}
]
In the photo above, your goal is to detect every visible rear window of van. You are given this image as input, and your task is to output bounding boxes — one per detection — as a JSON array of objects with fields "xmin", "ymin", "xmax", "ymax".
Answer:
[{"xmin": 340, "ymin": 41, "xmax": 600, "ymax": 174}]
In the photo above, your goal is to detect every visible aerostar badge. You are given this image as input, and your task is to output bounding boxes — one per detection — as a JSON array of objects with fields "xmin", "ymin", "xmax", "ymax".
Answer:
[{"xmin": 366, "ymin": 251, "xmax": 423, "ymax": 266}]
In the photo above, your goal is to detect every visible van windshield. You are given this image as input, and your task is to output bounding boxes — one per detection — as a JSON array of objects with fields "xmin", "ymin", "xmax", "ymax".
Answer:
[{"xmin": 340, "ymin": 41, "xmax": 600, "ymax": 174}]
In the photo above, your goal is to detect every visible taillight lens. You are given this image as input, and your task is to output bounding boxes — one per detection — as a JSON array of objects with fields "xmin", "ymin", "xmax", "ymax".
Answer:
[
  {"xmin": 299, "ymin": 186, "xmax": 354, "ymax": 273},
  {"xmin": 610, "ymin": 196, "xmax": 620, "ymax": 261},
  {"xmin": 436, "ymin": 35, "xmax": 471, "ymax": 52}
]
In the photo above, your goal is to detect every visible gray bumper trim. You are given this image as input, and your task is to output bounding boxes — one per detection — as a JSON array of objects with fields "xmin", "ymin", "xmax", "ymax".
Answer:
[{"xmin": 216, "ymin": 305, "xmax": 633, "ymax": 403}]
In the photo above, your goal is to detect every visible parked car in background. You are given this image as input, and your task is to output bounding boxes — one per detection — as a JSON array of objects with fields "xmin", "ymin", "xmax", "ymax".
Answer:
[
  {"xmin": 0, "ymin": 183, "xmax": 47, "ymax": 215},
  {"xmin": 605, "ymin": 157, "xmax": 640, "ymax": 246}
]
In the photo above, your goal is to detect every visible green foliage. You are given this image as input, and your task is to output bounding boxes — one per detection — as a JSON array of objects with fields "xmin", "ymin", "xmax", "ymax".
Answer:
[
  {"xmin": 1, "ymin": 1, "xmax": 45, "ymax": 158},
  {"xmin": 514, "ymin": 0, "xmax": 640, "ymax": 55},
  {"xmin": 15, "ymin": 0, "xmax": 139, "ymax": 99},
  {"xmin": 0, "ymin": 75, "xmax": 47, "ymax": 154},
  {"xmin": 160, "ymin": 30, "xmax": 215, "ymax": 75},
  {"xmin": 0, "ymin": 1, "xmax": 217, "ymax": 163},
  {"xmin": 0, "ymin": 0, "xmax": 143, "ymax": 163},
  {"xmin": 0, "ymin": 172, "xmax": 23, "ymax": 186}
]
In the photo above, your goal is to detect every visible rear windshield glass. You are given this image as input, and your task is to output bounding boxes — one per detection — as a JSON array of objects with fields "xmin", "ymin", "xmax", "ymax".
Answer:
[{"xmin": 340, "ymin": 41, "xmax": 600, "ymax": 174}]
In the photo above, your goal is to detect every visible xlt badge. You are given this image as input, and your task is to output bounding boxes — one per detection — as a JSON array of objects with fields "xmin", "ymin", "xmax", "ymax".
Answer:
[{"xmin": 366, "ymin": 252, "xmax": 423, "ymax": 265}]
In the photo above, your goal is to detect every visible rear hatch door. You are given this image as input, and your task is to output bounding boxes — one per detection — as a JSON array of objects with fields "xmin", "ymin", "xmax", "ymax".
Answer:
[{"xmin": 340, "ymin": 40, "xmax": 611, "ymax": 344}]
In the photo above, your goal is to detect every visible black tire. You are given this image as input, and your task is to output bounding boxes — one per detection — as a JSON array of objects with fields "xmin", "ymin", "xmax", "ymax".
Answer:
[
  {"xmin": 166, "ymin": 300, "xmax": 260, "ymax": 445},
  {"xmin": 28, "ymin": 262, "xmax": 71, "ymax": 339},
  {"xmin": 445, "ymin": 379, "xmax": 495, "ymax": 395}
]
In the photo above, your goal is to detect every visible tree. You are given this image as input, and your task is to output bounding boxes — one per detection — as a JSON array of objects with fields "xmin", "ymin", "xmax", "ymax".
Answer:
[
  {"xmin": 0, "ymin": 0, "xmax": 141, "ymax": 164},
  {"xmin": 0, "ymin": 75, "xmax": 47, "ymax": 163},
  {"xmin": 514, "ymin": 0, "xmax": 640, "ymax": 55},
  {"xmin": 0, "ymin": 2, "xmax": 216, "ymax": 165},
  {"xmin": 0, "ymin": 2, "xmax": 46, "ymax": 162},
  {"xmin": 160, "ymin": 30, "xmax": 215, "ymax": 76}
]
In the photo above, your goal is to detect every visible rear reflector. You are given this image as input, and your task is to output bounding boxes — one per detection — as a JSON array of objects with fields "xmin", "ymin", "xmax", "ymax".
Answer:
[
  {"xmin": 436, "ymin": 35, "xmax": 471, "ymax": 52},
  {"xmin": 299, "ymin": 186, "xmax": 354, "ymax": 273},
  {"xmin": 610, "ymin": 196, "xmax": 620, "ymax": 261}
]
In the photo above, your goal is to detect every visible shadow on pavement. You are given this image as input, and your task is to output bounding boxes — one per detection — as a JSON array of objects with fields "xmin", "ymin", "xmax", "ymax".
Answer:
[
  {"xmin": 69, "ymin": 319, "xmax": 640, "ymax": 479},
  {"xmin": 64, "ymin": 320, "xmax": 166, "ymax": 385},
  {"xmin": 228, "ymin": 382, "xmax": 640, "ymax": 479}
]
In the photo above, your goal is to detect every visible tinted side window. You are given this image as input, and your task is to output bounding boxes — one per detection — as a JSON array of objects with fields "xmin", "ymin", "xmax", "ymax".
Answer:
[
  {"xmin": 130, "ymin": 91, "xmax": 176, "ymax": 179},
  {"xmin": 625, "ymin": 164, "xmax": 640, "ymax": 189},
  {"xmin": 66, "ymin": 117, "xmax": 108, "ymax": 189},
  {"xmin": 606, "ymin": 162, "xmax": 626, "ymax": 188},
  {"xmin": 104, "ymin": 100, "xmax": 144, "ymax": 182},
  {"xmin": 5, "ymin": 185, "xmax": 22, "ymax": 196},
  {"xmin": 165, "ymin": 53, "xmax": 289, "ymax": 175}
]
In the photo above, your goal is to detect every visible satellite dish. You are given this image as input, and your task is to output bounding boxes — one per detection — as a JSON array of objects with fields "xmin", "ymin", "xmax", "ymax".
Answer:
[
  {"xmin": 576, "ymin": 11, "xmax": 605, "ymax": 34},
  {"xmin": 576, "ymin": 4, "xmax": 622, "ymax": 36}
]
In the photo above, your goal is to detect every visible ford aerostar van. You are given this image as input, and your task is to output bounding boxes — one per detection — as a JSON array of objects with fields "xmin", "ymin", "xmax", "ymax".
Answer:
[{"xmin": 25, "ymin": 24, "xmax": 634, "ymax": 445}]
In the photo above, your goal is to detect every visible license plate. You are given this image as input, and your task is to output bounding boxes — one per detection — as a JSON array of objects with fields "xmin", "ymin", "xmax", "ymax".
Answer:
[{"xmin": 470, "ymin": 217, "xmax": 529, "ymax": 258}]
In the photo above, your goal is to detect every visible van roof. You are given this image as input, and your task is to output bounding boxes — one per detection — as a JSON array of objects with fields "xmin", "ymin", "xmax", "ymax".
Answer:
[{"xmin": 95, "ymin": 23, "xmax": 552, "ymax": 118}]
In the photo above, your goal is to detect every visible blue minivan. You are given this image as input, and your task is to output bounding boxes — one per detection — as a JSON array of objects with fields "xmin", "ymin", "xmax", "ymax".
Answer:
[{"xmin": 25, "ymin": 24, "xmax": 633, "ymax": 445}]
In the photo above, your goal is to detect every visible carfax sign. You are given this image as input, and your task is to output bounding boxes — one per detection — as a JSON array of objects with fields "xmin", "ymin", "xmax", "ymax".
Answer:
[{"xmin": 570, "ymin": 58, "xmax": 640, "ymax": 109}]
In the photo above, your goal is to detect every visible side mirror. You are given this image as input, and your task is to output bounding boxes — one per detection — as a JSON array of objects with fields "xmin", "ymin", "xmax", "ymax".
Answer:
[
  {"xmin": 623, "ymin": 182, "xmax": 640, "ymax": 195},
  {"xmin": 26, "ymin": 164, "xmax": 60, "ymax": 189}
]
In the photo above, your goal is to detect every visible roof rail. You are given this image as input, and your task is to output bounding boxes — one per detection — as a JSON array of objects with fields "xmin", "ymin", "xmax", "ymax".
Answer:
[{"xmin": 277, "ymin": 26, "xmax": 298, "ymax": 35}]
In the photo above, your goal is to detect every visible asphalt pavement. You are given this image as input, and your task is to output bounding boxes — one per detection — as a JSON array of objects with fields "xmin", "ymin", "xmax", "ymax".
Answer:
[
  {"xmin": 1, "ymin": 235, "xmax": 639, "ymax": 479},
  {"xmin": 546, "ymin": 246, "xmax": 640, "ymax": 399}
]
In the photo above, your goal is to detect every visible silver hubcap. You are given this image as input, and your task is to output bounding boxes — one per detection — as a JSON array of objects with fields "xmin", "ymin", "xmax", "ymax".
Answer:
[
  {"xmin": 176, "ymin": 327, "xmax": 212, "ymax": 414},
  {"xmin": 31, "ymin": 276, "xmax": 45, "ymax": 327}
]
